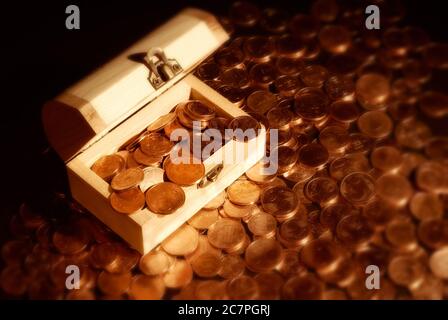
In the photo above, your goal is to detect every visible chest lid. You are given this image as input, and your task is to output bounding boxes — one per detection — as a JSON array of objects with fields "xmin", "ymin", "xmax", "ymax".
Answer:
[{"xmin": 42, "ymin": 8, "xmax": 228, "ymax": 162}]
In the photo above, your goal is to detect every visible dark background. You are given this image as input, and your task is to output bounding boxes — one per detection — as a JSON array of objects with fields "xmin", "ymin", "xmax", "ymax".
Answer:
[{"xmin": 0, "ymin": 0, "xmax": 447, "ymax": 256}]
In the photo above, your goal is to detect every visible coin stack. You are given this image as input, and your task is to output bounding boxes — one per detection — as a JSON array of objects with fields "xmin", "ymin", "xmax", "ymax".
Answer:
[
  {"xmin": 2, "ymin": 0, "xmax": 448, "ymax": 300},
  {"xmin": 90, "ymin": 100, "xmax": 249, "ymax": 215}
]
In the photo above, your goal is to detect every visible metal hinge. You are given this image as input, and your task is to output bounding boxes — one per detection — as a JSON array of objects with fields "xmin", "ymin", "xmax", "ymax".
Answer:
[{"xmin": 145, "ymin": 48, "xmax": 183, "ymax": 89}]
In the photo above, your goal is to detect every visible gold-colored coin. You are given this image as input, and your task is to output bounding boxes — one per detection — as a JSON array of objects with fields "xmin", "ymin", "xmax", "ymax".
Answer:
[
  {"xmin": 91, "ymin": 155, "xmax": 124, "ymax": 182},
  {"xmin": 145, "ymin": 182, "xmax": 185, "ymax": 215},
  {"xmin": 165, "ymin": 156, "xmax": 205, "ymax": 186},
  {"xmin": 227, "ymin": 180, "xmax": 261, "ymax": 206},
  {"xmin": 110, "ymin": 167, "xmax": 144, "ymax": 191}
]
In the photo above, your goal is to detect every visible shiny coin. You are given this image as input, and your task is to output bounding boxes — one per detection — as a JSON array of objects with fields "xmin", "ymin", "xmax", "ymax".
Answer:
[
  {"xmin": 357, "ymin": 110, "xmax": 393, "ymax": 139},
  {"xmin": 227, "ymin": 180, "xmax": 261, "ymax": 206},
  {"xmin": 139, "ymin": 250, "xmax": 174, "ymax": 276},
  {"xmin": 110, "ymin": 167, "xmax": 144, "ymax": 191},
  {"xmin": 356, "ymin": 73, "xmax": 390, "ymax": 110},
  {"xmin": 91, "ymin": 155, "xmax": 124, "ymax": 182},
  {"xmin": 140, "ymin": 132, "xmax": 173, "ymax": 157},
  {"xmin": 129, "ymin": 274, "xmax": 165, "ymax": 300},
  {"xmin": 165, "ymin": 156, "xmax": 205, "ymax": 186},
  {"xmin": 298, "ymin": 143, "xmax": 329, "ymax": 169},
  {"xmin": 110, "ymin": 187, "xmax": 145, "ymax": 215},
  {"xmin": 145, "ymin": 182, "xmax": 185, "ymax": 215},
  {"xmin": 188, "ymin": 208, "xmax": 219, "ymax": 230},
  {"xmin": 161, "ymin": 224, "xmax": 199, "ymax": 256},
  {"xmin": 340, "ymin": 172, "xmax": 375, "ymax": 206},
  {"xmin": 207, "ymin": 218, "xmax": 246, "ymax": 251}
]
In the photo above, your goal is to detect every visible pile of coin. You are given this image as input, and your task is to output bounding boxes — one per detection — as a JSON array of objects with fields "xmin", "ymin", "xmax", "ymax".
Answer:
[
  {"xmin": 2, "ymin": 0, "xmax": 448, "ymax": 300},
  {"xmin": 90, "ymin": 100, "xmax": 238, "ymax": 215}
]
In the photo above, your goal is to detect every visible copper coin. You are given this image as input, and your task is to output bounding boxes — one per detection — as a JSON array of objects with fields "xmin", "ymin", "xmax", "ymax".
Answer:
[
  {"xmin": 165, "ymin": 156, "xmax": 205, "ymax": 186},
  {"xmin": 275, "ymin": 34, "xmax": 306, "ymax": 58},
  {"xmin": 320, "ymin": 203, "xmax": 357, "ymax": 232},
  {"xmin": 278, "ymin": 218, "xmax": 312, "ymax": 249},
  {"xmin": 395, "ymin": 119, "xmax": 431, "ymax": 150},
  {"xmin": 229, "ymin": 1, "xmax": 260, "ymax": 28},
  {"xmin": 196, "ymin": 62, "xmax": 221, "ymax": 80},
  {"xmin": 356, "ymin": 73, "xmax": 390, "ymax": 110},
  {"xmin": 97, "ymin": 271, "xmax": 132, "ymax": 296},
  {"xmin": 140, "ymin": 132, "xmax": 173, "ymax": 157},
  {"xmin": 245, "ymin": 160, "xmax": 277, "ymax": 184},
  {"xmin": 254, "ymin": 272, "xmax": 284, "ymax": 300},
  {"xmin": 139, "ymin": 250, "xmax": 173, "ymax": 276},
  {"xmin": 385, "ymin": 219, "xmax": 418, "ymax": 253},
  {"xmin": 357, "ymin": 110, "xmax": 393, "ymax": 139},
  {"xmin": 298, "ymin": 143, "xmax": 329, "ymax": 169},
  {"xmin": 300, "ymin": 65, "xmax": 329, "ymax": 88},
  {"xmin": 290, "ymin": 14, "xmax": 320, "ymax": 41},
  {"xmin": 184, "ymin": 100, "xmax": 216, "ymax": 121},
  {"xmin": 228, "ymin": 116, "xmax": 261, "ymax": 141},
  {"xmin": 318, "ymin": 24, "xmax": 351, "ymax": 54},
  {"xmin": 243, "ymin": 36, "xmax": 275, "ymax": 63},
  {"xmin": 416, "ymin": 160, "xmax": 448, "ymax": 193},
  {"xmin": 218, "ymin": 254, "xmax": 246, "ymax": 280},
  {"xmin": 260, "ymin": 8, "xmax": 288, "ymax": 33},
  {"xmin": 145, "ymin": 182, "xmax": 185, "ymax": 215},
  {"xmin": 91, "ymin": 155, "xmax": 124, "ymax": 182},
  {"xmin": 260, "ymin": 186, "xmax": 298, "ymax": 218},
  {"xmin": 329, "ymin": 153, "xmax": 370, "ymax": 181},
  {"xmin": 362, "ymin": 198, "xmax": 396, "ymax": 230},
  {"xmin": 216, "ymin": 85, "xmax": 246, "ymax": 107},
  {"xmin": 249, "ymin": 62, "xmax": 277, "ymax": 89},
  {"xmin": 191, "ymin": 253, "xmax": 222, "ymax": 278},
  {"xmin": 417, "ymin": 219, "xmax": 448, "ymax": 249},
  {"xmin": 274, "ymin": 75, "xmax": 301, "ymax": 98},
  {"xmin": 276, "ymin": 146, "xmax": 299, "ymax": 174},
  {"xmin": 110, "ymin": 187, "xmax": 145, "ymax": 214},
  {"xmin": 340, "ymin": 172, "xmax": 375, "ymax": 206},
  {"xmin": 188, "ymin": 208, "xmax": 219, "ymax": 230},
  {"xmin": 409, "ymin": 192, "xmax": 443, "ymax": 221},
  {"xmin": 282, "ymin": 273, "xmax": 324, "ymax": 300},
  {"xmin": 246, "ymin": 90, "xmax": 277, "ymax": 114},
  {"xmin": 245, "ymin": 238, "xmax": 283, "ymax": 272},
  {"xmin": 186, "ymin": 234, "xmax": 221, "ymax": 263},
  {"xmin": 311, "ymin": 0, "xmax": 339, "ymax": 22},
  {"xmin": 294, "ymin": 89, "xmax": 329, "ymax": 122},
  {"xmin": 227, "ymin": 276, "xmax": 259, "ymax": 300},
  {"xmin": 370, "ymin": 146, "xmax": 403, "ymax": 173},
  {"xmin": 267, "ymin": 107, "xmax": 293, "ymax": 130},
  {"xmin": 128, "ymin": 274, "xmax": 165, "ymax": 300},
  {"xmin": 429, "ymin": 247, "xmax": 448, "ymax": 279},
  {"xmin": 346, "ymin": 133, "xmax": 374, "ymax": 154},
  {"xmin": 227, "ymin": 180, "xmax": 261, "ymax": 206},
  {"xmin": 220, "ymin": 68, "xmax": 250, "ymax": 88},
  {"xmin": 52, "ymin": 225, "xmax": 89, "ymax": 255},
  {"xmin": 419, "ymin": 91, "xmax": 448, "ymax": 119},
  {"xmin": 207, "ymin": 218, "xmax": 246, "ymax": 251},
  {"xmin": 425, "ymin": 136, "xmax": 448, "ymax": 160},
  {"xmin": 247, "ymin": 213, "xmax": 277, "ymax": 238},
  {"xmin": 163, "ymin": 258, "xmax": 193, "ymax": 289},
  {"xmin": 376, "ymin": 174, "xmax": 413, "ymax": 208},
  {"xmin": 90, "ymin": 242, "xmax": 118, "ymax": 270},
  {"xmin": 214, "ymin": 47, "xmax": 245, "ymax": 69},
  {"xmin": 319, "ymin": 125, "xmax": 350, "ymax": 154},
  {"xmin": 305, "ymin": 177, "xmax": 339, "ymax": 206},
  {"xmin": 388, "ymin": 256, "xmax": 426, "ymax": 289},
  {"xmin": 110, "ymin": 167, "xmax": 144, "ymax": 191},
  {"xmin": 329, "ymin": 100, "xmax": 359, "ymax": 124},
  {"xmin": 336, "ymin": 214, "xmax": 373, "ymax": 249},
  {"xmin": 276, "ymin": 57, "xmax": 305, "ymax": 76}
]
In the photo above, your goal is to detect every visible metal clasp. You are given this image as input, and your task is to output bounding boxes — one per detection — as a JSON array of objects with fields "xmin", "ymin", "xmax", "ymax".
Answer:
[
  {"xmin": 198, "ymin": 164, "xmax": 224, "ymax": 189},
  {"xmin": 145, "ymin": 48, "xmax": 183, "ymax": 89}
]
